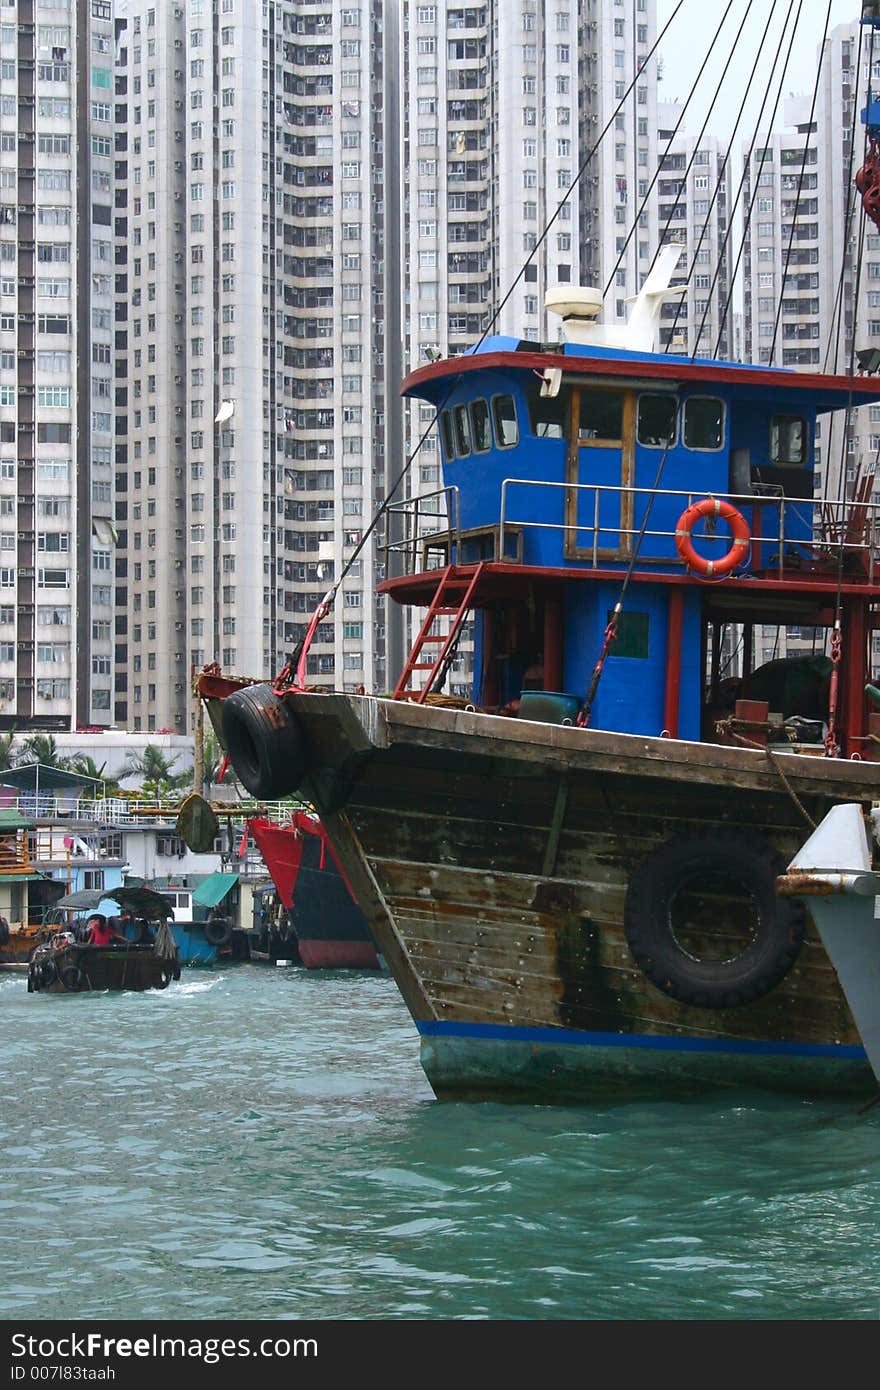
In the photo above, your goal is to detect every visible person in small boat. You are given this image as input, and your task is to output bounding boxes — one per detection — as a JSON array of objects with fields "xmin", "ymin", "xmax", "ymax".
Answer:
[{"xmin": 84, "ymin": 913, "xmax": 127, "ymax": 947}]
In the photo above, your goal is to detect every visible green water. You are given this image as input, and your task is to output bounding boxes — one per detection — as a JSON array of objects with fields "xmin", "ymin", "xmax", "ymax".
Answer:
[{"xmin": 1, "ymin": 965, "xmax": 877, "ymax": 1321}]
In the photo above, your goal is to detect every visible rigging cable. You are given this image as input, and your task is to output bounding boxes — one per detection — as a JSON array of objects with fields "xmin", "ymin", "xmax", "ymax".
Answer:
[
  {"xmin": 484, "ymin": 0, "xmax": 686, "ymax": 337},
  {"xmin": 824, "ymin": 22, "xmax": 879, "ymax": 756},
  {"xmin": 767, "ymin": 0, "xmax": 833, "ymax": 366},
  {"xmin": 662, "ymin": 0, "xmax": 775, "ymax": 355},
  {"xmin": 603, "ymin": 0, "xmax": 738, "ymax": 298},
  {"xmin": 580, "ymin": 1, "xmax": 772, "ymax": 721},
  {"xmin": 710, "ymin": 0, "xmax": 804, "ymax": 358},
  {"xmin": 823, "ymin": 20, "xmax": 869, "ymax": 375},
  {"xmin": 579, "ymin": 2, "xmax": 757, "ymax": 724},
  {"xmin": 282, "ymin": 1, "xmax": 689, "ymax": 689}
]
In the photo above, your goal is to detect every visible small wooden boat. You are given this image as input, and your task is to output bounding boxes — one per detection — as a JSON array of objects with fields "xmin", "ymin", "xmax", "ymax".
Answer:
[{"xmin": 27, "ymin": 926, "xmax": 181, "ymax": 994}]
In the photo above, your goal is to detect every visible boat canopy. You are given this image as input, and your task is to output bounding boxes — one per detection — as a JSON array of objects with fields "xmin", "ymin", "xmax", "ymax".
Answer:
[
  {"xmin": 191, "ymin": 871, "xmax": 239, "ymax": 909},
  {"xmin": 0, "ymin": 763, "xmax": 99, "ymax": 790}
]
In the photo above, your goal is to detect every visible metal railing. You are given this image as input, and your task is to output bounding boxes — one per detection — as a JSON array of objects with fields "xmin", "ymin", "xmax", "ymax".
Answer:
[
  {"xmin": 383, "ymin": 484, "xmax": 461, "ymax": 572},
  {"xmin": 0, "ymin": 794, "xmax": 307, "ymax": 827},
  {"xmin": 493, "ymin": 478, "xmax": 880, "ymax": 582},
  {"xmin": 378, "ymin": 477, "xmax": 880, "ymax": 581}
]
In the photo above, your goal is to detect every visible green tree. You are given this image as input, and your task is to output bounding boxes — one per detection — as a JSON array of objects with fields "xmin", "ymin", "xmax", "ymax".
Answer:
[
  {"xmin": 120, "ymin": 744, "xmax": 190, "ymax": 798},
  {"xmin": 200, "ymin": 728, "xmax": 227, "ymax": 790},
  {"xmin": 67, "ymin": 754, "xmax": 119, "ymax": 798},
  {"xmin": 18, "ymin": 733, "xmax": 69, "ymax": 769}
]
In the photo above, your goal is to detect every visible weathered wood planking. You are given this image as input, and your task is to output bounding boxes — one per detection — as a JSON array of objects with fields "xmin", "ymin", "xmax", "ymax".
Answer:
[{"xmin": 305, "ymin": 696, "xmax": 874, "ymax": 1061}]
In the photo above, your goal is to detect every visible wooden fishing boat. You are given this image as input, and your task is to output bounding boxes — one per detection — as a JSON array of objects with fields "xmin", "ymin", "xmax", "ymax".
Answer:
[
  {"xmin": 27, "ymin": 930, "xmax": 180, "ymax": 994},
  {"xmin": 193, "ymin": 12, "xmax": 880, "ymax": 1102},
  {"xmin": 196, "ymin": 252, "xmax": 880, "ymax": 1100}
]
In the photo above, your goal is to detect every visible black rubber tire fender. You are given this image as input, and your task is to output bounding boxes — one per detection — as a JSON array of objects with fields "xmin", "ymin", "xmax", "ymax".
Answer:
[
  {"xmin": 59, "ymin": 964, "xmax": 82, "ymax": 992},
  {"xmin": 203, "ymin": 917, "xmax": 233, "ymax": 948},
  {"xmin": 0, "ymin": 917, "xmax": 9, "ymax": 946},
  {"xmin": 38, "ymin": 957, "xmax": 58, "ymax": 989},
  {"xmin": 221, "ymin": 684, "xmax": 308, "ymax": 799},
  {"xmin": 623, "ymin": 830, "xmax": 806, "ymax": 1009}
]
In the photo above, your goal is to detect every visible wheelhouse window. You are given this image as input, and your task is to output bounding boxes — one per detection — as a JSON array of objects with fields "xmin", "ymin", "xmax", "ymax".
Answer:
[
  {"xmin": 453, "ymin": 403, "xmax": 471, "ymax": 455},
  {"xmin": 637, "ymin": 393, "xmax": 677, "ymax": 447},
  {"xmin": 439, "ymin": 409, "xmax": 456, "ymax": 460},
  {"xmin": 769, "ymin": 414, "xmax": 807, "ymax": 466},
  {"xmin": 526, "ymin": 378, "xmax": 566, "ymax": 438},
  {"xmin": 492, "ymin": 393, "xmax": 518, "ymax": 447},
  {"xmin": 683, "ymin": 396, "xmax": 724, "ymax": 450},
  {"xmin": 578, "ymin": 390, "xmax": 624, "ymax": 441},
  {"xmin": 469, "ymin": 398, "xmax": 492, "ymax": 452}
]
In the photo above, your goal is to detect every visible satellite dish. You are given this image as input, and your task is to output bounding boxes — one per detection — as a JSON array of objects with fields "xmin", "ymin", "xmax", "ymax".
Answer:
[{"xmin": 214, "ymin": 400, "xmax": 235, "ymax": 424}]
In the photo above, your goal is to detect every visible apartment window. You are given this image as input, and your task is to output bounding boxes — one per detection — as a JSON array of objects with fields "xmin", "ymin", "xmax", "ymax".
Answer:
[
  {"xmin": 39, "ymin": 134, "xmax": 71, "ymax": 156},
  {"xmin": 36, "ymin": 386, "xmax": 70, "ymax": 405}
]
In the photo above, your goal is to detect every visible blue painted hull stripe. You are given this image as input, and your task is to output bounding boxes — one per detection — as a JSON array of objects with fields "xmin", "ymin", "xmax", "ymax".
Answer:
[{"xmin": 416, "ymin": 1020, "xmax": 866, "ymax": 1061}]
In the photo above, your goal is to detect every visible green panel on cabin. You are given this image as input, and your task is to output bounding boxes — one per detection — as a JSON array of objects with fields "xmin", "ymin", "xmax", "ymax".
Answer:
[{"xmin": 607, "ymin": 610, "xmax": 650, "ymax": 659}]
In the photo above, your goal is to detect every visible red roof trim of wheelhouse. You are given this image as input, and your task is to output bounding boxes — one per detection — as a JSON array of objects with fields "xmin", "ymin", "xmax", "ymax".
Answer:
[{"xmin": 401, "ymin": 350, "xmax": 880, "ymax": 408}]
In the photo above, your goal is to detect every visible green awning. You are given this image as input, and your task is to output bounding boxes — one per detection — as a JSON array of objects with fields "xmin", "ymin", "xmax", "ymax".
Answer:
[
  {"xmin": 0, "ymin": 809, "xmax": 34, "ymax": 830},
  {"xmin": 191, "ymin": 871, "xmax": 239, "ymax": 908}
]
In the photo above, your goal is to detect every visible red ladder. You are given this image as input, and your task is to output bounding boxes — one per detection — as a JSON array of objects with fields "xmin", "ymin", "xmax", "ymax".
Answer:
[{"xmin": 392, "ymin": 563, "xmax": 485, "ymax": 703}]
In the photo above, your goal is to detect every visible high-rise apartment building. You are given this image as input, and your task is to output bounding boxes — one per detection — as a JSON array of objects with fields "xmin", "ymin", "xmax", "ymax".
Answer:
[
  {"xmin": 1, "ymin": 1, "xmax": 661, "ymax": 736},
  {"xmin": 0, "ymin": 0, "xmax": 117, "ymax": 733}
]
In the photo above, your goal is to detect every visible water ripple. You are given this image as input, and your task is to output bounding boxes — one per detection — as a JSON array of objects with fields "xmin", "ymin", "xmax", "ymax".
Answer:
[{"xmin": 0, "ymin": 964, "xmax": 877, "ymax": 1320}]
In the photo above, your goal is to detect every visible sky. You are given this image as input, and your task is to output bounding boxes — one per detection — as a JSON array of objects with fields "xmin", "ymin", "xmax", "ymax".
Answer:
[{"xmin": 655, "ymin": 0, "xmax": 861, "ymax": 142}]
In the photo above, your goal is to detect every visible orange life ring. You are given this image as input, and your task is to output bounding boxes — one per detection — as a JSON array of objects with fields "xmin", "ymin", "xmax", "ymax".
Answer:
[{"xmin": 675, "ymin": 497, "xmax": 750, "ymax": 578}]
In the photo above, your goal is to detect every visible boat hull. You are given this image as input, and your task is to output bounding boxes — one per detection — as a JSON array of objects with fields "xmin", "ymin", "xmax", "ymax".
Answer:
[
  {"xmin": 273, "ymin": 693, "xmax": 880, "ymax": 1101},
  {"xmin": 27, "ymin": 943, "xmax": 179, "ymax": 994},
  {"xmin": 418, "ymin": 1023, "xmax": 873, "ymax": 1101},
  {"xmin": 291, "ymin": 833, "xmax": 380, "ymax": 970},
  {"xmin": 169, "ymin": 924, "xmax": 220, "ymax": 966}
]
